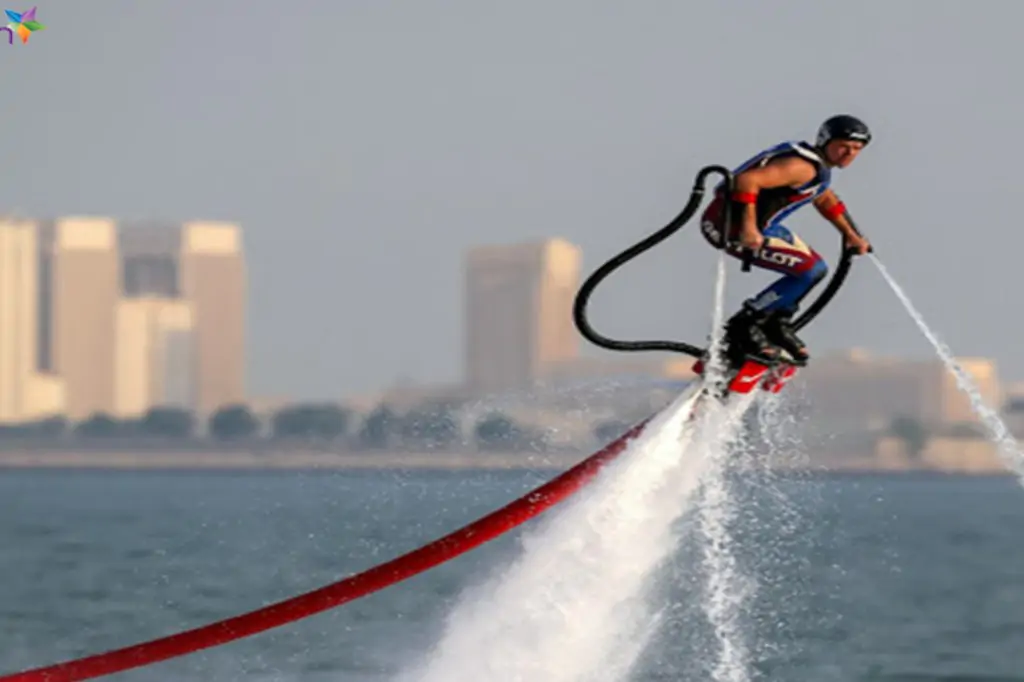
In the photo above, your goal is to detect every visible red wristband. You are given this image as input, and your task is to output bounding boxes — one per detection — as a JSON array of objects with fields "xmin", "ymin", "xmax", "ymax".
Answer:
[
  {"xmin": 823, "ymin": 201, "xmax": 846, "ymax": 219},
  {"xmin": 731, "ymin": 191, "xmax": 758, "ymax": 205}
]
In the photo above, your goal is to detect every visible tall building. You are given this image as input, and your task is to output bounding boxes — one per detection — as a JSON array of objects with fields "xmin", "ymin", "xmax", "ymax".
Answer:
[
  {"xmin": 37, "ymin": 217, "xmax": 120, "ymax": 421},
  {"xmin": 180, "ymin": 221, "xmax": 246, "ymax": 414},
  {"xmin": 464, "ymin": 238, "xmax": 581, "ymax": 393},
  {"xmin": 0, "ymin": 219, "xmax": 64, "ymax": 423}
]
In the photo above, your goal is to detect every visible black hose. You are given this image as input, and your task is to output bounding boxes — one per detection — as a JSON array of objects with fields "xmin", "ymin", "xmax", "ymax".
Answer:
[{"xmin": 572, "ymin": 164, "xmax": 857, "ymax": 359}]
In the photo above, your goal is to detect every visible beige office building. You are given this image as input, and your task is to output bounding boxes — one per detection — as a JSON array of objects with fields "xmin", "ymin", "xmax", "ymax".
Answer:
[
  {"xmin": 0, "ymin": 219, "xmax": 64, "ymax": 423},
  {"xmin": 464, "ymin": 238, "xmax": 581, "ymax": 393},
  {"xmin": 180, "ymin": 222, "xmax": 246, "ymax": 414},
  {"xmin": 37, "ymin": 217, "xmax": 119, "ymax": 421}
]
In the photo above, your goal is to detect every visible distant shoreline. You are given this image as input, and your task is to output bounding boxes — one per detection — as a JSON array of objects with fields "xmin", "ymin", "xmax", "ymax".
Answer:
[
  {"xmin": 0, "ymin": 450, "xmax": 1013, "ymax": 476},
  {"xmin": 0, "ymin": 450, "xmax": 582, "ymax": 471}
]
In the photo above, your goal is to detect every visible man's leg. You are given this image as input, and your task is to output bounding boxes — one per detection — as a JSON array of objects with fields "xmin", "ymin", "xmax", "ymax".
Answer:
[
  {"xmin": 730, "ymin": 224, "xmax": 828, "ymax": 360},
  {"xmin": 701, "ymin": 201, "xmax": 826, "ymax": 361}
]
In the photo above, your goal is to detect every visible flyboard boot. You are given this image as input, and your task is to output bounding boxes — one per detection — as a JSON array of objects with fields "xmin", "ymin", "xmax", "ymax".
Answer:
[
  {"xmin": 760, "ymin": 308, "xmax": 809, "ymax": 365},
  {"xmin": 722, "ymin": 303, "xmax": 780, "ymax": 364},
  {"xmin": 693, "ymin": 303, "xmax": 783, "ymax": 397},
  {"xmin": 755, "ymin": 308, "xmax": 807, "ymax": 393}
]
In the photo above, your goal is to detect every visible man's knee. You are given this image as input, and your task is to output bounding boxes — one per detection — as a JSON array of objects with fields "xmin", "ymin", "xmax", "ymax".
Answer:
[{"xmin": 806, "ymin": 256, "xmax": 828, "ymax": 284}]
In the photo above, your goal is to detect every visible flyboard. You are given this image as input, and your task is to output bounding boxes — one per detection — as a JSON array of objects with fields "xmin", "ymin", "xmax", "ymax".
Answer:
[
  {"xmin": 0, "ymin": 166, "xmax": 864, "ymax": 682},
  {"xmin": 572, "ymin": 163, "xmax": 865, "ymax": 401}
]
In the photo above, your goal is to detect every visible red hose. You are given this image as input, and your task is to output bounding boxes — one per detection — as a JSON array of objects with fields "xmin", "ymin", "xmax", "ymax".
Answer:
[{"xmin": 1, "ymin": 419, "xmax": 649, "ymax": 682}]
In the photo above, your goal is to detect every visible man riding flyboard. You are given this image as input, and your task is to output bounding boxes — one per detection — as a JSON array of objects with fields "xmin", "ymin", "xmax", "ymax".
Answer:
[{"xmin": 700, "ymin": 115, "xmax": 873, "ymax": 365}]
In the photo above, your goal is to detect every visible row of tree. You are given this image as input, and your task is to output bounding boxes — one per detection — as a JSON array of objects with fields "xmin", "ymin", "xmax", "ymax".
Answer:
[
  {"xmin": 2, "ymin": 402, "xmax": 998, "ymax": 458},
  {"xmin": 0, "ymin": 402, "xmax": 636, "ymax": 453}
]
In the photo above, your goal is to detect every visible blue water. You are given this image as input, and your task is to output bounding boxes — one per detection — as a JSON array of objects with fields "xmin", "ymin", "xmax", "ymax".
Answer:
[{"xmin": 1, "ymin": 466, "xmax": 1022, "ymax": 681}]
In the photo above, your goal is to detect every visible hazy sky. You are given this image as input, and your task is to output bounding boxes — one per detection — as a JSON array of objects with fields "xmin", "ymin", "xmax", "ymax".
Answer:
[{"xmin": 3, "ymin": 1, "xmax": 1023, "ymax": 400}]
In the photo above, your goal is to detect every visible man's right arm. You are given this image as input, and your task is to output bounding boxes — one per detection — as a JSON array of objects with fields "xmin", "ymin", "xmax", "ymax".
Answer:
[{"xmin": 730, "ymin": 156, "xmax": 817, "ymax": 248}]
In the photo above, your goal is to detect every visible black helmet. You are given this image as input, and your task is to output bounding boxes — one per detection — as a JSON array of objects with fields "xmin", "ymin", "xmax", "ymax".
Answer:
[{"xmin": 816, "ymin": 114, "xmax": 871, "ymax": 148}]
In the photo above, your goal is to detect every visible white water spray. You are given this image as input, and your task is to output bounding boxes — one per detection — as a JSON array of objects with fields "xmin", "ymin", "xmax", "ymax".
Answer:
[
  {"xmin": 399, "ymin": 254, "xmax": 760, "ymax": 682},
  {"xmin": 397, "ymin": 387, "xmax": 715, "ymax": 682},
  {"xmin": 687, "ymin": 253, "xmax": 759, "ymax": 682},
  {"xmin": 871, "ymin": 255, "xmax": 1024, "ymax": 482},
  {"xmin": 692, "ymin": 417, "xmax": 757, "ymax": 682}
]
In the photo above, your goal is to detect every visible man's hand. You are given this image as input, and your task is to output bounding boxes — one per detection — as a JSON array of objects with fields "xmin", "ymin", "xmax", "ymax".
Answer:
[
  {"xmin": 845, "ymin": 233, "xmax": 871, "ymax": 255},
  {"xmin": 740, "ymin": 224, "xmax": 764, "ymax": 251}
]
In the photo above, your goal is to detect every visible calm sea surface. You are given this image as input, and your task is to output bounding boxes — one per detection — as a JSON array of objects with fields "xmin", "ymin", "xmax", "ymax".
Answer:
[{"xmin": 1, "ymin": 463, "xmax": 1022, "ymax": 682}]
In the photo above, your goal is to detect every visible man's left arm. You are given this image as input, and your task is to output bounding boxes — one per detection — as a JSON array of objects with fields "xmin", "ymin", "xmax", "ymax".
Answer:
[{"xmin": 813, "ymin": 189, "xmax": 864, "ymax": 244}]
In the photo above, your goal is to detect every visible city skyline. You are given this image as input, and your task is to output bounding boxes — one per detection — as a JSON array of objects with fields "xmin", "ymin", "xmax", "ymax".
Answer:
[
  {"xmin": 0, "ymin": 222, "xmax": 1013, "ymax": 477},
  {"xmin": 1, "ymin": 2, "xmax": 1022, "ymax": 399},
  {"xmin": 3, "ymin": 217, "xmax": 1018, "ymax": 411}
]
